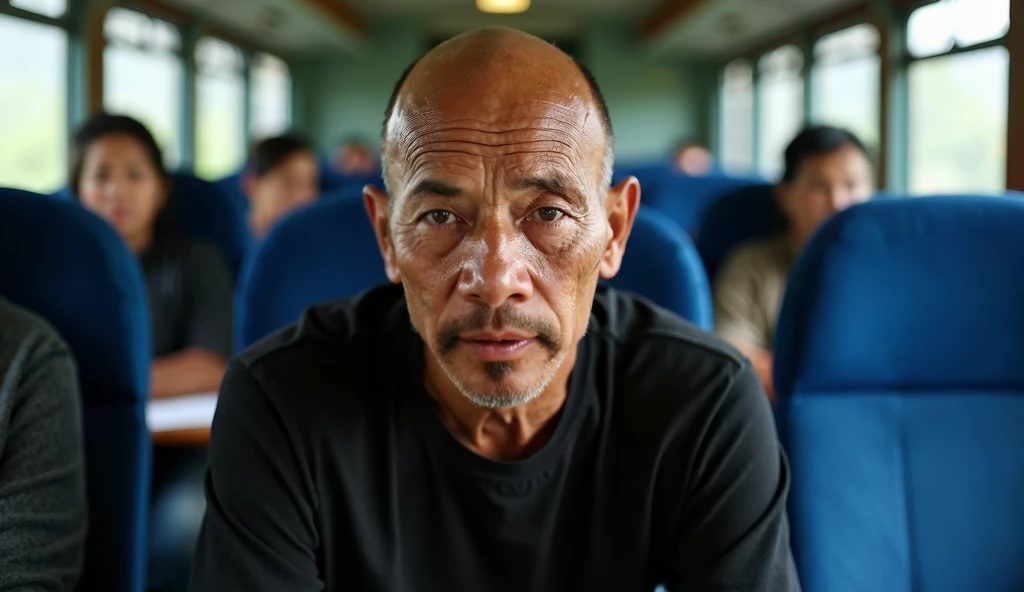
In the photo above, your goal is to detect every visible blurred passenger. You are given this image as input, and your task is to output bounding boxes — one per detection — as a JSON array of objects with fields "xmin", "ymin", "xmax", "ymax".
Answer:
[
  {"xmin": 243, "ymin": 134, "xmax": 320, "ymax": 239},
  {"xmin": 0, "ymin": 298, "xmax": 86, "ymax": 591},
  {"xmin": 70, "ymin": 113, "xmax": 232, "ymax": 591},
  {"xmin": 713, "ymin": 125, "xmax": 873, "ymax": 399},
  {"xmin": 332, "ymin": 137, "xmax": 379, "ymax": 176},
  {"xmin": 673, "ymin": 138, "xmax": 713, "ymax": 176}
]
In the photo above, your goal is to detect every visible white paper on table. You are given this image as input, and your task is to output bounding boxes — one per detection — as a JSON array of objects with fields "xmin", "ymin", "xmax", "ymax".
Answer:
[{"xmin": 146, "ymin": 392, "xmax": 218, "ymax": 432}]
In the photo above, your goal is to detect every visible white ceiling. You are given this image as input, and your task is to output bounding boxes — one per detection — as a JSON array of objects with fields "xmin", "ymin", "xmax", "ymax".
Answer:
[
  {"xmin": 157, "ymin": 0, "xmax": 868, "ymax": 58},
  {"xmin": 646, "ymin": 0, "xmax": 865, "ymax": 58},
  {"xmin": 164, "ymin": 0, "xmax": 362, "ymax": 54}
]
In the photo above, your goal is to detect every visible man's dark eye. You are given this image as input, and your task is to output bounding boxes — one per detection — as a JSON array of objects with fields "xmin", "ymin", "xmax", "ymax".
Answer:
[
  {"xmin": 534, "ymin": 207, "xmax": 565, "ymax": 222},
  {"xmin": 424, "ymin": 210, "xmax": 457, "ymax": 225}
]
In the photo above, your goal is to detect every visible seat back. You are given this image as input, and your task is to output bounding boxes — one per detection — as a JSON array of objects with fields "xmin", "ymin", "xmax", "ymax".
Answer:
[
  {"xmin": 774, "ymin": 196, "xmax": 1024, "ymax": 592},
  {"xmin": 234, "ymin": 195, "xmax": 387, "ymax": 350},
  {"xmin": 695, "ymin": 183, "xmax": 783, "ymax": 281},
  {"xmin": 602, "ymin": 207, "xmax": 712, "ymax": 329},
  {"xmin": 169, "ymin": 173, "xmax": 250, "ymax": 273},
  {"xmin": 0, "ymin": 189, "xmax": 151, "ymax": 592},
  {"xmin": 630, "ymin": 169, "xmax": 765, "ymax": 238}
]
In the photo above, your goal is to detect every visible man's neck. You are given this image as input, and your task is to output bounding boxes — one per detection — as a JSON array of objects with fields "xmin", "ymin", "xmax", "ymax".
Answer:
[{"xmin": 423, "ymin": 349, "xmax": 577, "ymax": 462}]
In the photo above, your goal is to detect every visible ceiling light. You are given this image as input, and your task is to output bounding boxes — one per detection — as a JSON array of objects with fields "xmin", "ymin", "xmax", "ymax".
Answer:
[{"xmin": 476, "ymin": 0, "xmax": 530, "ymax": 15}]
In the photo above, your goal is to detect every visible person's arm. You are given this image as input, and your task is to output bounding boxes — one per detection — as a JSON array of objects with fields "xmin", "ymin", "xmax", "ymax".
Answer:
[
  {"xmin": 0, "ymin": 348, "xmax": 87, "ymax": 591},
  {"xmin": 666, "ymin": 363, "xmax": 799, "ymax": 591},
  {"xmin": 189, "ymin": 360, "xmax": 322, "ymax": 591},
  {"xmin": 151, "ymin": 244, "xmax": 234, "ymax": 399},
  {"xmin": 713, "ymin": 251, "xmax": 776, "ymax": 399}
]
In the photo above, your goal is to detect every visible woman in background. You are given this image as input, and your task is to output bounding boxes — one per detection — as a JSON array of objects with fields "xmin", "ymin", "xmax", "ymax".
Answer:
[
  {"xmin": 243, "ymin": 133, "xmax": 320, "ymax": 239},
  {"xmin": 70, "ymin": 113, "xmax": 232, "ymax": 591}
]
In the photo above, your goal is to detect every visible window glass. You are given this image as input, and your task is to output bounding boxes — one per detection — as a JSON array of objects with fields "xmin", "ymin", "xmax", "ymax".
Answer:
[
  {"xmin": 757, "ymin": 45, "xmax": 804, "ymax": 178},
  {"xmin": 250, "ymin": 53, "xmax": 292, "ymax": 140},
  {"xmin": 0, "ymin": 14, "xmax": 67, "ymax": 192},
  {"xmin": 720, "ymin": 60, "xmax": 754, "ymax": 174},
  {"xmin": 908, "ymin": 46, "xmax": 1008, "ymax": 194},
  {"xmin": 908, "ymin": 0, "xmax": 1009, "ymax": 58},
  {"xmin": 195, "ymin": 37, "xmax": 246, "ymax": 180},
  {"xmin": 103, "ymin": 9, "xmax": 183, "ymax": 167},
  {"xmin": 812, "ymin": 24, "xmax": 881, "ymax": 160},
  {"xmin": 10, "ymin": 0, "xmax": 66, "ymax": 18}
]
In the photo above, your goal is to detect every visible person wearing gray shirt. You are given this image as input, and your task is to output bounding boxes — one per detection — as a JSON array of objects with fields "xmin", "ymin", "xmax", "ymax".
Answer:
[{"xmin": 0, "ymin": 298, "xmax": 87, "ymax": 591}]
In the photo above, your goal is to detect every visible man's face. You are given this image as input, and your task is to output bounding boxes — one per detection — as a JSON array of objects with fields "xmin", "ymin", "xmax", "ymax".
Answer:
[
  {"xmin": 778, "ymin": 143, "xmax": 873, "ymax": 248},
  {"xmin": 367, "ymin": 45, "xmax": 636, "ymax": 408}
]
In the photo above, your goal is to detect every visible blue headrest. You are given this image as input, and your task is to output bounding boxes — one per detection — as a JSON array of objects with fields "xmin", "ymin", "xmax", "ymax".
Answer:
[
  {"xmin": 0, "ymin": 189, "xmax": 151, "ymax": 402},
  {"xmin": 637, "ymin": 173, "xmax": 764, "ymax": 237},
  {"xmin": 235, "ymin": 195, "xmax": 387, "ymax": 350},
  {"xmin": 775, "ymin": 196, "xmax": 1024, "ymax": 394},
  {"xmin": 169, "ymin": 173, "xmax": 250, "ymax": 273},
  {"xmin": 0, "ymin": 188, "xmax": 151, "ymax": 592},
  {"xmin": 695, "ymin": 183, "xmax": 782, "ymax": 281},
  {"xmin": 603, "ymin": 207, "xmax": 711, "ymax": 329}
]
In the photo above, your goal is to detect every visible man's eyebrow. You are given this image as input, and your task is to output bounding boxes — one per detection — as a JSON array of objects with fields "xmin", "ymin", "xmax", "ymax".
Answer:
[
  {"xmin": 512, "ymin": 175, "xmax": 587, "ymax": 208},
  {"xmin": 410, "ymin": 180, "xmax": 462, "ymax": 198}
]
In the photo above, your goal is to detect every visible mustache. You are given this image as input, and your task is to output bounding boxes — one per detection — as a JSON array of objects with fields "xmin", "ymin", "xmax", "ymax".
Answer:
[{"xmin": 438, "ymin": 304, "xmax": 560, "ymax": 356}]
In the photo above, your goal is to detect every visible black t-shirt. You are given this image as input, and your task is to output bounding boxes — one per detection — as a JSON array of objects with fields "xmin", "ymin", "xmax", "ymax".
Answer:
[
  {"xmin": 190, "ymin": 284, "xmax": 798, "ymax": 591},
  {"xmin": 140, "ymin": 234, "xmax": 234, "ymax": 358}
]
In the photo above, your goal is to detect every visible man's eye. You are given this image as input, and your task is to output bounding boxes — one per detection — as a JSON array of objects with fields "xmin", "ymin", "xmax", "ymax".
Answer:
[
  {"xmin": 424, "ymin": 210, "xmax": 457, "ymax": 225},
  {"xmin": 532, "ymin": 207, "xmax": 565, "ymax": 222}
]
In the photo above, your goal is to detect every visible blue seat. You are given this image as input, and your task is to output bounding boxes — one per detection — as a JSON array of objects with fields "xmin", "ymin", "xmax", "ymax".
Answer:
[
  {"xmin": 694, "ymin": 183, "xmax": 783, "ymax": 281},
  {"xmin": 773, "ymin": 196, "xmax": 1024, "ymax": 591},
  {"xmin": 0, "ymin": 188, "xmax": 151, "ymax": 592},
  {"xmin": 169, "ymin": 173, "xmax": 250, "ymax": 274},
  {"xmin": 602, "ymin": 206, "xmax": 712, "ymax": 330},
  {"xmin": 234, "ymin": 195, "xmax": 387, "ymax": 350}
]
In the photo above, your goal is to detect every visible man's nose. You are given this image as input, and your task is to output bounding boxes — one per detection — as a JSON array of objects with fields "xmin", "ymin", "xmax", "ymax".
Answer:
[{"xmin": 456, "ymin": 216, "xmax": 534, "ymax": 309}]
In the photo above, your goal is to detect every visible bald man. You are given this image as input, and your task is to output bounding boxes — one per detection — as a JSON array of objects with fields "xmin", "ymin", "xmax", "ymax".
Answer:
[{"xmin": 190, "ymin": 28, "xmax": 798, "ymax": 592}]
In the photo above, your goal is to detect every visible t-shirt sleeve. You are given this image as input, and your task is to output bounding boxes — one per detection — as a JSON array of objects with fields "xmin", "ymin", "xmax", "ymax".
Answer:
[
  {"xmin": 0, "ymin": 347, "xmax": 87, "ymax": 591},
  {"xmin": 713, "ymin": 249, "xmax": 771, "ymax": 351},
  {"xmin": 189, "ymin": 359, "xmax": 323, "ymax": 592},
  {"xmin": 183, "ymin": 243, "xmax": 234, "ymax": 358},
  {"xmin": 666, "ymin": 363, "xmax": 800, "ymax": 591}
]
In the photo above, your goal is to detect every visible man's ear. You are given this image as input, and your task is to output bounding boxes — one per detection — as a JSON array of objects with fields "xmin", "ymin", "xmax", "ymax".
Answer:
[
  {"xmin": 598, "ymin": 175, "xmax": 641, "ymax": 280},
  {"xmin": 363, "ymin": 184, "xmax": 402, "ymax": 284}
]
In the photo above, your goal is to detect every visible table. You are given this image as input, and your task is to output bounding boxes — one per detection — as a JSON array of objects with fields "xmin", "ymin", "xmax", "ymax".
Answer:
[{"xmin": 147, "ymin": 392, "xmax": 217, "ymax": 446}]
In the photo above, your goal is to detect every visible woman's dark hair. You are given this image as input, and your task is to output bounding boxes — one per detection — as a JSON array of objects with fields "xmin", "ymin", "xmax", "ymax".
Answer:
[
  {"xmin": 249, "ymin": 133, "xmax": 315, "ymax": 177},
  {"xmin": 69, "ymin": 112, "xmax": 176, "ymax": 239},
  {"xmin": 781, "ymin": 125, "xmax": 869, "ymax": 183}
]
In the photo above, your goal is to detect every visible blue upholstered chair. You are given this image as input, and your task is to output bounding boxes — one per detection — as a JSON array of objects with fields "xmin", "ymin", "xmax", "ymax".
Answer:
[
  {"xmin": 168, "ymin": 173, "xmax": 250, "ymax": 274},
  {"xmin": 774, "ymin": 196, "xmax": 1024, "ymax": 591},
  {"xmin": 234, "ymin": 195, "xmax": 386, "ymax": 350},
  {"xmin": 0, "ymin": 188, "xmax": 152, "ymax": 592},
  {"xmin": 694, "ymin": 183, "xmax": 782, "ymax": 282},
  {"xmin": 603, "ymin": 206, "xmax": 712, "ymax": 330}
]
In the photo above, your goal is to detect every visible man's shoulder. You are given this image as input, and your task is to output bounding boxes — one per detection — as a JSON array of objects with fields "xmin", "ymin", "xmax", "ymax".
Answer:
[
  {"xmin": 722, "ymin": 235, "xmax": 792, "ymax": 275},
  {"xmin": 593, "ymin": 287, "xmax": 747, "ymax": 376},
  {"xmin": 0, "ymin": 299, "xmax": 71, "ymax": 368},
  {"xmin": 237, "ymin": 283, "xmax": 407, "ymax": 375}
]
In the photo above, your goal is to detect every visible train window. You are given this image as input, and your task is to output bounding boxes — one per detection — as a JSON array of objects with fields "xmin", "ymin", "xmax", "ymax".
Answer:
[
  {"xmin": 250, "ymin": 53, "xmax": 292, "ymax": 140},
  {"xmin": 909, "ymin": 0, "xmax": 1009, "ymax": 58},
  {"xmin": 757, "ymin": 45, "xmax": 804, "ymax": 178},
  {"xmin": 195, "ymin": 37, "xmax": 246, "ymax": 180},
  {"xmin": 908, "ymin": 46, "xmax": 1008, "ymax": 194},
  {"xmin": 104, "ymin": 8, "xmax": 183, "ymax": 166},
  {"xmin": 9, "ymin": 0, "xmax": 66, "ymax": 18},
  {"xmin": 0, "ymin": 13, "xmax": 67, "ymax": 192},
  {"xmin": 812, "ymin": 24, "xmax": 880, "ymax": 157},
  {"xmin": 719, "ymin": 59, "xmax": 754, "ymax": 174}
]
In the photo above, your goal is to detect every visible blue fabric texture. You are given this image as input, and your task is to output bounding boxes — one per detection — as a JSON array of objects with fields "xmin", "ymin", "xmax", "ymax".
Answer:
[
  {"xmin": 168, "ymin": 173, "xmax": 250, "ymax": 275},
  {"xmin": 602, "ymin": 206, "xmax": 712, "ymax": 330},
  {"xmin": 694, "ymin": 183, "xmax": 782, "ymax": 281},
  {"xmin": 774, "ymin": 196, "xmax": 1024, "ymax": 591},
  {"xmin": 234, "ymin": 195, "xmax": 387, "ymax": 350},
  {"xmin": 0, "ymin": 189, "xmax": 152, "ymax": 592}
]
